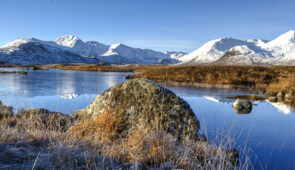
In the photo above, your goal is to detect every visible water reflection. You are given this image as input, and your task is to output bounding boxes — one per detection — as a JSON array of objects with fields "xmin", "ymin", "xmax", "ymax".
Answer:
[
  {"xmin": 204, "ymin": 96, "xmax": 233, "ymax": 104},
  {"xmin": 0, "ymin": 68, "xmax": 131, "ymax": 113},
  {"xmin": 0, "ymin": 68, "xmax": 131, "ymax": 98},
  {"xmin": 60, "ymin": 93, "xmax": 79, "ymax": 99},
  {"xmin": 266, "ymin": 100, "xmax": 295, "ymax": 114},
  {"xmin": 233, "ymin": 106, "xmax": 252, "ymax": 114}
]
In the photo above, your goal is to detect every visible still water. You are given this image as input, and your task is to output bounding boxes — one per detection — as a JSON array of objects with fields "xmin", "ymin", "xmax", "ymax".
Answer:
[{"xmin": 0, "ymin": 68, "xmax": 294, "ymax": 169}]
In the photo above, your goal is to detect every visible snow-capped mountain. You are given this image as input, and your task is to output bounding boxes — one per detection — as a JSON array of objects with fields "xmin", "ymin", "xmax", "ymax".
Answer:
[
  {"xmin": 2, "ymin": 31, "xmax": 294, "ymax": 65},
  {"xmin": 55, "ymin": 35, "xmax": 110, "ymax": 57},
  {"xmin": 262, "ymin": 30, "xmax": 295, "ymax": 63},
  {"xmin": 180, "ymin": 37, "xmax": 249, "ymax": 64},
  {"xmin": 0, "ymin": 35, "xmax": 186, "ymax": 65},
  {"xmin": 100, "ymin": 43, "xmax": 181, "ymax": 64},
  {"xmin": 180, "ymin": 30, "xmax": 295, "ymax": 65},
  {"xmin": 214, "ymin": 44, "xmax": 274, "ymax": 65},
  {"xmin": 0, "ymin": 38, "xmax": 97, "ymax": 65}
]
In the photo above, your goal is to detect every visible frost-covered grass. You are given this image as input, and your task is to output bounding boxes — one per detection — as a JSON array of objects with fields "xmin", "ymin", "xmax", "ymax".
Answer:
[{"xmin": 0, "ymin": 105, "xmax": 252, "ymax": 170}]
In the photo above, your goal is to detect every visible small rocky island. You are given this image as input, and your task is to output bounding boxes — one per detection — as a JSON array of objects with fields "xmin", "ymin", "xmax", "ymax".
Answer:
[{"xmin": 0, "ymin": 79, "xmax": 239, "ymax": 169}]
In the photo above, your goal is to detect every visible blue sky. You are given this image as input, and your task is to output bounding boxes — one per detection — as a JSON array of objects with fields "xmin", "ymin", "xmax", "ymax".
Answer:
[{"xmin": 0, "ymin": 0, "xmax": 295, "ymax": 52}]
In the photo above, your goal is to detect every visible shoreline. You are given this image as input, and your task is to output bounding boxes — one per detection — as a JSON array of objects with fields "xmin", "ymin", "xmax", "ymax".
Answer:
[{"xmin": 1, "ymin": 64, "xmax": 294, "ymax": 107}]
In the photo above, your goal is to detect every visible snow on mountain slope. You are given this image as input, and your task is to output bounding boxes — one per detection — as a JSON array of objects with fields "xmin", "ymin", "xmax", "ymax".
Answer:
[
  {"xmin": 0, "ymin": 38, "xmax": 98, "ymax": 65},
  {"xmin": 55, "ymin": 35, "xmax": 80, "ymax": 48},
  {"xmin": 262, "ymin": 30, "xmax": 295, "ymax": 62},
  {"xmin": 180, "ymin": 30, "xmax": 295, "ymax": 65},
  {"xmin": 2, "ymin": 30, "xmax": 294, "ymax": 65},
  {"xmin": 2, "ymin": 38, "xmax": 43, "ymax": 51},
  {"xmin": 101, "ymin": 43, "xmax": 180, "ymax": 64},
  {"xmin": 55, "ymin": 35, "xmax": 185, "ymax": 64},
  {"xmin": 55, "ymin": 35, "xmax": 110, "ymax": 57},
  {"xmin": 246, "ymin": 39, "xmax": 269, "ymax": 47},
  {"xmin": 214, "ymin": 45, "xmax": 273, "ymax": 65},
  {"xmin": 0, "ymin": 35, "xmax": 185, "ymax": 65},
  {"xmin": 163, "ymin": 51, "xmax": 186, "ymax": 59},
  {"xmin": 180, "ymin": 37, "xmax": 249, "ymax": 64}
]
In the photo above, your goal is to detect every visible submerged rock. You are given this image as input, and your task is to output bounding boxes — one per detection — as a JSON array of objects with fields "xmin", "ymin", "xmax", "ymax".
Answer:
[
  {"xmin": 73, "ymin": 79, "xmax": 200, "ymax": 140},
  {"xmin": 17, "ymin": 70, "xmax": 28, "ymax": 75},
  {"xmin": 232, "ymin": 99, "xmax": 252, "ymax": 114}
]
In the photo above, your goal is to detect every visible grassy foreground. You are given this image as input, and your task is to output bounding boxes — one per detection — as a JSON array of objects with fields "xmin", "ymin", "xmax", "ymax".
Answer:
[{"xmin": 0, "ymin": 102, "xmax": 251, "ymax": 169}]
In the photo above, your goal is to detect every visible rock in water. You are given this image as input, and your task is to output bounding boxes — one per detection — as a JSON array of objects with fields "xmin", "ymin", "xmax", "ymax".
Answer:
[
  {"xmin": 232, "ymin": 99, "xmax": 253, "ymax": 114},
  {"xmin": 73, "ymin": 79, "xmax": 200, "ymax": 140}
]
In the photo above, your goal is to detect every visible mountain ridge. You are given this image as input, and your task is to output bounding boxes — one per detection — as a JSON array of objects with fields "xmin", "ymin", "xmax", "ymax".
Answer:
[
  {"xmin": 0, "ymin": 35, "xmax": 186, "ymax": 65},
  {"xmin": 1, "ymin": 31, "xmax": 295, "ymax": 65}
]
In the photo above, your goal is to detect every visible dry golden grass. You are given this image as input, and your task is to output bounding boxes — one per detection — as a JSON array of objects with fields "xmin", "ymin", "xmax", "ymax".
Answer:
[
  {"xmin": 266, "ymin": 73, "xmax": 295, "ymax": 107},
  {"xmin": 71, "ymin": 112, "xmax": 127, "ymax": 145},
  {"xmin": 70, "ymin": 111, "xmax": 247, "ymax": 169},
  {"xmin": 131, "ymin": 66, "xmax": 295, "ymax": 87},
  {"xmin": 43, "ymin": 64, "xmax": 140, "ymax": 72},
  {"xmin": 267, "ymin": 73, "xmax": 295, "ymax": 93},
  {"xmin": 0, "ymin": 101, "xmax": 252, "ymax": 169}
]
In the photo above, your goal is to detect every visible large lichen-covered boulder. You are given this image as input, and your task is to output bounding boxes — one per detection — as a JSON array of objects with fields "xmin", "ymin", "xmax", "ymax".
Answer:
[{"xmin": 73, "ymin": 79, "xmax": 200, "ymax": 140}]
